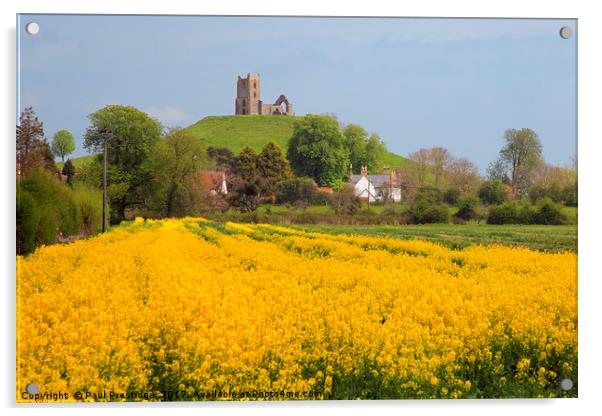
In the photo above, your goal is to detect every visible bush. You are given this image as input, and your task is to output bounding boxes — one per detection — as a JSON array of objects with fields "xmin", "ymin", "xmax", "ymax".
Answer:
[
  {"xmin": 73, "ymin": 183, "xmax": 104, "ymax": 234},
  {"xmin": 17, "ymin": 169, "xmax": 81, "ymax": 254},
  {"xmin": 517, "ymin": 201, "xmax": 537, "ymax": 224},
  {"xmin": 443, "ymin": 188, "xmax": 461, "ymax": 205},
  {"xmin": 529, "ymin": 182, "xmax": 566, "ymax": 204},
  {"xmin": 328, "ymin": 185, "xmax": 361, "ymax": 215},
  {"xmin": 563, "ymin": 182, "xmax": 578, "ymax": 207},
  {"xmin": 311, "ymin": 191, "xmax": 331, "ymax": 206},
  {"xmin": 454, "ymin": 195, "xmax": 480, "ymax": 221},
  {"xmin": 487, "ymin": 202, "xmax": 519, "ymax": 224},
  {"xmin": 478, "ymin": 180, "xmax": 508, "ymax": 205},
  {"xmin": 62, "ymin": 159, "xmax": 75, "ymax": 185},
  {"xmin": 414, "ymin": 186, "xmax": 443, "ymax": 205},
  {"xmin": 275, "ymin": 177, "xmax": 318, "ymax": 205},
  {"xmin": 410, "ymin": 199, "xmax": 449, "ymax": 224},
  {"xmin": 16, "ymin": 190, "xmax": 40, "ymax": 255},
  {"xmin": 533, "ymin": 198, "xmax": 567, "ymax": 225},
  {"xmin": 486, "ymin": 199, "xmax": 565, "ymax": 225}
]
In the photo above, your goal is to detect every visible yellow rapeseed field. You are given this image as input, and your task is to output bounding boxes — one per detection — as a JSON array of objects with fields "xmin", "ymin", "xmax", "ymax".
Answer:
[{"xmin": 16, "ymin": 218, "xmax": 577, "ymax": 401}]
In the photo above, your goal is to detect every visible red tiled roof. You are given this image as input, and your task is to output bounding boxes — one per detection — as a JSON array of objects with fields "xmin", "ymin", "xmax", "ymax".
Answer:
[
  {"xmin": 198, "ymin": 171, "xmax": 226, "ymax": 191},
  {"xmin": 317, "ymin": 187, "xmax": 333, "ymax": 193}
]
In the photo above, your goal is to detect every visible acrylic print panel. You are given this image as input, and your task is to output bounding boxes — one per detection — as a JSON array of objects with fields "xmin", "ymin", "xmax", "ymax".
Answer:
[{"xmin": 16, "ymin": 14, "xmax": 577, "ymax": 402}]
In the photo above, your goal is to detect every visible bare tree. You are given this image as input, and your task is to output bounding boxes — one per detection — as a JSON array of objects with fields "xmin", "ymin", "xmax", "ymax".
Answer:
[
  {"xmin": 408, "ymin": 148, "xmax": 430, "ymax": 186},
  {"xmin": 16, "ymin": 107, "xmax": 55, "ymax": 176},
  {"xmin": 428, "ymin": 147, "xmax": 451, "ymax": 189},
  {"xmin": 446, "ymin": 157, "xmax": 481, "ymax": 194}
]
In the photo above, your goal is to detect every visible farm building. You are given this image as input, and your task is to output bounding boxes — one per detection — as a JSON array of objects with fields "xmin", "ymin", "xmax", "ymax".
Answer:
[{"xmin": 350, "ymin": 165, "xmax": 401, "ymax": 203}]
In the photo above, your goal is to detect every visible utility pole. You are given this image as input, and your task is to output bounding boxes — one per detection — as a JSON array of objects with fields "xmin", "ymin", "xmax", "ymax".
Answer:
[{"xmin": 102, "ymin": 139, "xmax": 108, "ymax": 233}]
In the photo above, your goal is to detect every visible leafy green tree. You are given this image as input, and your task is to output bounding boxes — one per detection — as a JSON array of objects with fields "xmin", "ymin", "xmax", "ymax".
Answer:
[
  {"xmin": 147, "ymin": 127, "xmax": 207, "ymax": 217},
  {"xmin": 343, "ymin": 124, "xmax": 368, "ymax": 172},
  {"xmin": 343, "ymin": 124, "xmax": 385, "ymax": 173},
  {"xmin": 364, "ymin": 133, "xmax": 386, "ymax": 171},
  {"xmin": 16, "ymin": 107, "xmax": 55, "ymax": 175},
  {"xmin": 287, "ymin": 114, "xmax": 349, "ymax": 187},
  {"xmin": 233, "ymin": 146, "xmax": 259, "ymax": 178},
  {"xmin": 228, "ymin": 146, "xmax": 265, "ymax": 212},
  {"xmin": 257, "ymin": 142, "xmax": 292, "ymax": 195},
  {"xmin": 228, "ymin": 175, "xmax": 263, "ymax": 212},
  {"xmin": 62, "ymin": 159, "xmax": 75, "ymax": 186},
  {"xmin": 51, "ymin": 130, "xmax": 76, "ymax": 162},
  {"xmin": 83, "ymin": 105, "xmax": 162, "ymax": 222},
  {"xmin": 207, "ymin": 146, "xmax": 236, "ymax": 172},
  {"xmin": 491, "ymin": 128, "xmax": 543, "ymax": 197}
]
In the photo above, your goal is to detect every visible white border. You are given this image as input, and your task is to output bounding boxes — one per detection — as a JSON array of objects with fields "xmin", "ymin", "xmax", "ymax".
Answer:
[{"xmin": 3, "ymin": 1, "xmax": 601, "ymax": 415}]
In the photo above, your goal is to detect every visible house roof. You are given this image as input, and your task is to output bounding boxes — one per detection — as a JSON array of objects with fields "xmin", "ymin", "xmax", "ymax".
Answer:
[
  {"xmin": 351, "ymin": 174, "xmax": 392, "ymax": 188},
  {"xmin": 317, "ymin": 187, "xmax": 333, "ymax": 193},
  {"xmin": 199, "ymin": 171, "xmax": 226, "ymax": 191}
]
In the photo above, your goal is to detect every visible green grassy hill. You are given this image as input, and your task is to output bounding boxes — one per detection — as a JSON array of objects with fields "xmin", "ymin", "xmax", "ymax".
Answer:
[
  {"xmin": 185, "ymin": 115, "xmax": 413, "ymax": 171},
  {"xmin": 56, "ymin": 154, "xmax": 97, "ymax": 169},
  {"xmin": 65, "ymin": 115, "xmax": 414, "ymax": 172},
  {"xmin": 185, "ymin": 115, "xmax": 296, "ymax": 154}
]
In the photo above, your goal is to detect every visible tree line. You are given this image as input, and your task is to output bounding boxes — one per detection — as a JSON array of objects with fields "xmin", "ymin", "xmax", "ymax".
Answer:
[
  {"xmin": 16, "ymin": 104, "xmax": 577, "ymax": 254},
  {"xmin": 16, "ymin": 107, "xmax": 384, "ymax": 254},
  {"xmin": 404, "ymin": 128, "xmax": 576, "ymax": 225}
]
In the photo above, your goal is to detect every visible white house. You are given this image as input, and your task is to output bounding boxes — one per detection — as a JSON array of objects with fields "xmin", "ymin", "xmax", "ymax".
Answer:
[{"xmin": 350, "ymin": 165, "xmax": 402, "ymax": 203}]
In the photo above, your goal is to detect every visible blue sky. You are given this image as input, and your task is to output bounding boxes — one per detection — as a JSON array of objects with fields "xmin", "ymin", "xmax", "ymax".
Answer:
[{"xmin": 17, "ymin": 15, "xmax": 576, "ymax": 171}]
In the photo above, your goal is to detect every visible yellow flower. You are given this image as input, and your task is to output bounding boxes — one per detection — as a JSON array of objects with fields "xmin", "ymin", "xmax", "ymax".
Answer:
[{"xmin": 15, "ymin": 217, "xmax": 577, "ymax": 401}]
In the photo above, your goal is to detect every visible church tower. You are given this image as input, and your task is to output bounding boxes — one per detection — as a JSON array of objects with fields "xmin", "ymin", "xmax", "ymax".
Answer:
[{"xmin": 235, "ymin": 73, "xmax": 261, "ymax": 115}]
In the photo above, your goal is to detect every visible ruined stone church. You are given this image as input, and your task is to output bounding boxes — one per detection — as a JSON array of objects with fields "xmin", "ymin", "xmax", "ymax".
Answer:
[{"xmin": 235, "ymin": 73, "xmax": 293, "ymax": 116}]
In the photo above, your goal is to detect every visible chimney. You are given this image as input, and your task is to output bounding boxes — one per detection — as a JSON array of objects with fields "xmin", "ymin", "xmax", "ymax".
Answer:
[
  {"xmin": 361, "ymin": 165, "xmax": 368, "ymax": 177},
  {"xmin": 383, "ymin": 165, "xmax": 389, "ymax": 175}
]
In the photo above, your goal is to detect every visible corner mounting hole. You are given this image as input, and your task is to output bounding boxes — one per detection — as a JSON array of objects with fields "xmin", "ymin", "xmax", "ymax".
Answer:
[
  {"xmin": 26, "ymin": 22, "xmax": 40, "ymax": 35},
  {"xmin": 560, "ymin": 378, "xmax": 573, "ymax": 391},
  {"xmin": 559, "ymin": 26, "xmax": 572, "ymax": 39}
]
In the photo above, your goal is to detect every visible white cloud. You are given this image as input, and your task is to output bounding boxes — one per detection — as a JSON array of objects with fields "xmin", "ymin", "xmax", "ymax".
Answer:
[{"xmin": 144, "ymin": 106, "xmax": 189, "ymax": 125}]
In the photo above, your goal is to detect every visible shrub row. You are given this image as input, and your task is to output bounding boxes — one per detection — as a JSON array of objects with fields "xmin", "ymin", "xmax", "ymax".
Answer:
[
  {"xmin": 17, "ymin": 169, "xmax": 104, "ymax": 255},
  {"xmin": 204, "ymin": 198, "xmax": 569, "ymax": 227},
  {"xmin": 487, "ymin": 199, "xmax": 568, "ymax": 225}
]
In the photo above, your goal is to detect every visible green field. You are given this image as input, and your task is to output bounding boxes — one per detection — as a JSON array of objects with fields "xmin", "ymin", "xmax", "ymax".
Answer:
[{"xmin": 287, "ymin": 223, "xmax": 577, "ymax": 253}]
